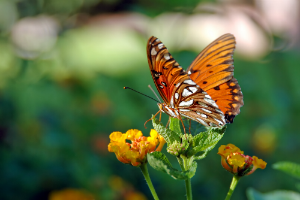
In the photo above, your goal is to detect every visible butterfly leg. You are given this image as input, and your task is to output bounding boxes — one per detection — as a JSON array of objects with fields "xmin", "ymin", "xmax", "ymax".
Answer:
[
  {"xmin": 144, "ymin": 110, "xmax": 161, "ymax": 129},
  {"xmin": 166, "ymin": 117, "xmax": 171, "ymax": 128},
  {"xmin": 159, "ymin": 110, "xmax": 162, "ymax": 122},
  {"xmin": 177, "ymin": 113, "xmax": 187, "ymax": 135}
]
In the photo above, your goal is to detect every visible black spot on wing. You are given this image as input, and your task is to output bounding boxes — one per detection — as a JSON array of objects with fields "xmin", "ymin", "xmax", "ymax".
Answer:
[
  {"xmin": 225, "ymin": 113, "xmax": 235, "ymax": 123},
  {"xmin": 214, "ymin": 86, "xmax": 220, "ymax": 90}
]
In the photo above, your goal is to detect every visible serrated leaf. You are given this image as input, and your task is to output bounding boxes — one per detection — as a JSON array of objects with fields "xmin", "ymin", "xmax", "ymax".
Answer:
[
  {"xmin": 169, "ymin": 118, "xmax": 182, "ymax": 134},
  {"xmin": 147, "ymin": 152, "xmax": 197, "ymax": 180},
  {"xmin": 187, "ymin": 126, "xmax": 226, "ymax": 158},
  {"xmin": 247, "ymin": 188, "xmax": 300, "ymax": 200},
  {"xmin": 152, "ymin": 117, "xmax": 181, "ymax": 144},
  {"xmin": 273, "ymin": 162, "xmax": 300, "ymax": 180}
]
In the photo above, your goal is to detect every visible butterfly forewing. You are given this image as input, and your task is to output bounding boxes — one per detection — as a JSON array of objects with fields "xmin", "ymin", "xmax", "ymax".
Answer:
[{"xmin": 147, "ymin": 36, "xmax": 186, "ymax": 104}]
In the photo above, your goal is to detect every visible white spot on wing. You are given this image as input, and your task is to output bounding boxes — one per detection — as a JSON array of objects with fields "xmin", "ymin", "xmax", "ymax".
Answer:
[
  {"xmin": 156, "ymin": 38, "xmax": 160, "ymax": 42},
  {"xmin": 205, "ymin": 94, "xmax": 211, "ymax": 99},
  {"xmin": 175, "ymin": 83, "xmax": 181, "ymax": 88},
  {"xmin": 202, "ymin": 108, "xmax": 212, "ymax": 113},
  {"xmin": 189, "ymin": 87, "xmax": 197, "ymax": 93},
  {"xmin": 170, "ymin": 96, "xmax": 174, "ymax": 108},
  {"xmin": 214, "ymin": 118, "xmax": 224, "ymax": 125},
  {"xmin": 151, "ymin": 48, "xmax": 157, "ymax": 55},
  {"xmin": 187, "ymin": 71, "xmax": 191, "ymax": 75},
  {"xmin": 182, "ymin": 88, "xmax": 192, "ymax": 97},
  {"xmin": 197, "ymin": 118, "xmax": 208, "ymax": 126},
  {"xmin": 179, "ymin": 109, "xmax": 190, "ymax": 112},
  {"xmin": 204, "ymin": 98, "xmax": 218, "ymax": 107},
  {"xmin": 183, "ymin": 80, "xmax": 196, "ymax": 85},
  {"xmin": 164, "ymin": 53, "xmax": 170, "ymax": 60},
  {"xmin": 158, "ymin": 43, "xmax": 164, "ymax": 49},
  {"xmin": 179, "ymin": 99, "xmax": 194, "ymax": 107},
  {"xmin": 196, "ymin": 112, "xmax": 207, "ymax": 118},
  {"xmin": 175, "ymin": 93, "xmax": 179, "ymax": 99}
]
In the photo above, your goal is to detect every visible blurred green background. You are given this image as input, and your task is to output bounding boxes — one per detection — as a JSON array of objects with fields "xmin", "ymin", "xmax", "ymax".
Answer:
[{"xmin": 0, "ymin": 0, "xmax": 300, "ymax": 199}]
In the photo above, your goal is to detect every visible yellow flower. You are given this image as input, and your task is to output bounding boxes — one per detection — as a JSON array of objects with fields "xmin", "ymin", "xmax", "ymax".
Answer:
[
  {"xmin": 218, "ymin": 144, "xmax": 267, "ymax": 176},
  {"xmin": 108, "ymin": 129, "xmax": 165, "ymax": 166},
  {"xmin": 218, "ymin": 144, "xmax": 244, "ymax": 158}
]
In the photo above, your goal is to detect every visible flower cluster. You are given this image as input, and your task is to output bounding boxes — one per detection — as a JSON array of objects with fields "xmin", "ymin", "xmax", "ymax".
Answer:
[
  {"xmin": 218, "ymin": 144, "xmax": 267, "ymax": 176},
  {"xmin": 108, "ymin": 129, "xmax": 165, "ymax": 166},
  {"xmin": 167, "ymin": 134, "xmax": 193, "ymax": 156}
]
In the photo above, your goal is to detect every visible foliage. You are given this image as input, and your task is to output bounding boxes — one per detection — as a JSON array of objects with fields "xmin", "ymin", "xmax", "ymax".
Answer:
[{"xmin": 273, "ymin": 162, "xmax": 300, "ymax": 180}]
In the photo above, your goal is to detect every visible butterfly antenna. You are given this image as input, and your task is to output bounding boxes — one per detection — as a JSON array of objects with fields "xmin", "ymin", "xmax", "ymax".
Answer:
[
  {"xmin": 148, "ymin": 85, "xmax": 161, "ymax": 103},
  {"xmin": 124, "ymin": 87, "xmax": 160, "ymax": 103}
]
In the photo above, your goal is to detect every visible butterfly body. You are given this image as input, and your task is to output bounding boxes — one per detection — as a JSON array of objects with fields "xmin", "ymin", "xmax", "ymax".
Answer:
[{"xmin": 147, "ymin": 34, "xmax": 243, "ymax": 128}]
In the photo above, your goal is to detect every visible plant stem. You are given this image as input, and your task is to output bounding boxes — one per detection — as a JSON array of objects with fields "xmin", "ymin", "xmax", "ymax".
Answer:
[
  {"xmin": 180, "ymin": 156, "xmax": 193, "ymax": 200},
  {"xmin": 185, "ymin": 178, "xmax": 192, "ymax": 200},
  {"xmin": 225, "ymin": 175, "xmax": 240, "ymax": 200},
  {"xmin": 140, "ymin": 164, "xmax": 159, "ymax": 200}
]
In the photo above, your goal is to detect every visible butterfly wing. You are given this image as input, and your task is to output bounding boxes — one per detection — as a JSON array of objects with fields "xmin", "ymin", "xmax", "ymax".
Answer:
[
  {"xmin": 186, "ymin": 33, "xmax": 243, "ymax": 123},
  {"xmin": 147, "ymin": 36, "xmax": 187, "ymax": 104},
  {"xmin": 147, "ymin": 36, "xmax": 226, "ymax": 127}
]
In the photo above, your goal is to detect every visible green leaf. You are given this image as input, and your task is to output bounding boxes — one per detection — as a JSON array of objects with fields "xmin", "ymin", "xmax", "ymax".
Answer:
[
  {"xmin": 187, "ymin": 126, "xmax": 226, "ymax": 158},
  {"xmin": 152, "ymin": 117, "xmax": 181, "ymax": 144},
  {"xmin": 247, "ymin": 188, "xmax": 300, "ymax": 200},
  {"xmin": 169, "ymin": 117, "xmax": 182, "ymax": 134},
  {"xmin": 147, "ymin": 152, "xmax": 197, "ymax": 180},
  {"xmin": 273, "ymin": 161, "xmax": 300, "ymax": 180}
]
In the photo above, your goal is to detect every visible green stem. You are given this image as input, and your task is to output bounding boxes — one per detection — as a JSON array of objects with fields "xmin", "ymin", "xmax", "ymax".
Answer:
[
  {"xmin": 140, "ymin": 164, "xmax": 159, "ymax": 200},
  {"xmin": 179, "ymin": 156, "xmax": 193, "ymax": 200},
  {"xmin": 185, "ymin": 178, "xmax": 192, "ymax": 200},
  {"xmin": 225, "ymin": 175, "xmax": 240, "ymax": 200}
]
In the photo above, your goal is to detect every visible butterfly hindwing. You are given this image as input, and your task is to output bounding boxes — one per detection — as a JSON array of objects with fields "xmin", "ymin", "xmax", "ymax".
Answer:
[{"xmin": 206, "ymin": 78, "xmax": 243, "ymax": 123}]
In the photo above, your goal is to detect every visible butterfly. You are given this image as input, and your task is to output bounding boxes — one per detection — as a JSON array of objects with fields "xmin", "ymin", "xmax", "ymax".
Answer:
[{"xmin": 147, "ymin": 33, "xmax": 243, "ymax": 130}]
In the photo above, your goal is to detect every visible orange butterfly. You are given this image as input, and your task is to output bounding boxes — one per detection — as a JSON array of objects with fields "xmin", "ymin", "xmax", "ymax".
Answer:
[{"xmin": 147, "ymin": 34, "xmax": 243, "ymax": 130}]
